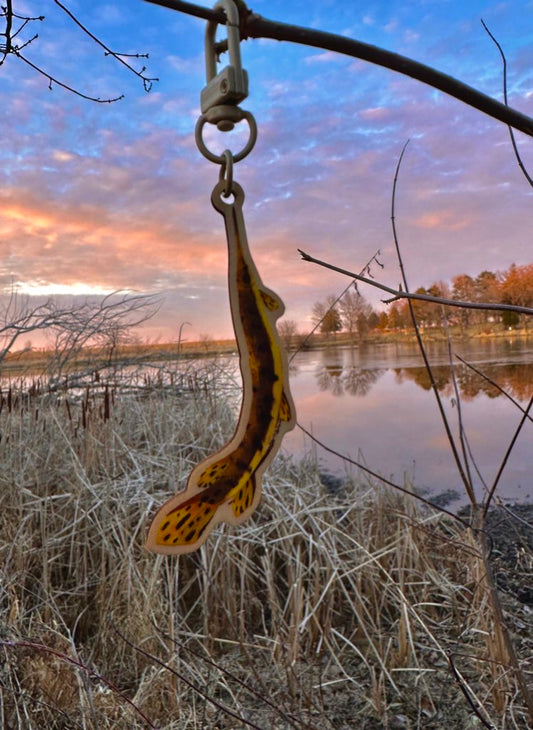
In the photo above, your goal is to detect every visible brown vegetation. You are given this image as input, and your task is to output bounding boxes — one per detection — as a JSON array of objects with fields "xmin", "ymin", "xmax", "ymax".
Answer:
[{"xmin": 0, "ymin": 361, "xmax": 531, "ymax": 728}]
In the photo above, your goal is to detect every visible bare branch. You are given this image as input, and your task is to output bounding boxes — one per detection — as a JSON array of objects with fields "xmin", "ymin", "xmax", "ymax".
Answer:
[
  {"xmin": 1, "ymin": 2, "xmax": 44, "ymax": 64},
  {"xmin": 45, "ymin": 291, "xmax": 160, "ymax": 382},
  {"xmin": 144, "ymin": 0, "xmax": 533, "ymax": 138},
  {"xmin": 1, "ymin": 0, "xmax": 13, "ymax": 58},
  {"xmin": 447, "ymin": 652, "xmax": 497, "ymax": 730},
  {"xmin": 483, "ymin": 395, "xmax": 533, "ymax": 518},
  {"xmin": 389, "ymin": 142, "xmax": 475, "ymax": 502},
  {"xmin": 2, "ymin": 2, "xmax": 157, "ymax": 100},
  {"xmin": 15, "ymin": 50, "xmax": 124, "ymax": 102},
  {"xmin": 290, "ymin": 249, "xmax": 382, "ymax": 361},
  {"xmin": 481, "ymin": 19, "xmax": 533, "ymax": 187},
  {"xmin": 455, "ymin": 354, "xmax": 533, "ymax": 424},
  {"xmin": 298, "ymin": 250, "xmax": 533, "ymax": 317},
  {"xmin": 54, "ymin": 0, "xmax": 158, "ymax": 92},
  {"xmin": 111, "ymin": 623, "xmax": 266, "ymax": 730},
  {"xmin": 0, "ymin": 639, "xmax": 157, "ymax": 729},
  {"xmin": 0, "ymin": 289, "xmax": 160, "ymax": 386}
]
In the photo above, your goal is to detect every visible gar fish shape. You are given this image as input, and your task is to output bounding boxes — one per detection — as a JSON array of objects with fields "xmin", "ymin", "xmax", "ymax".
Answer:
[{"xmin": 146, "ymin": 181, "xmax": 295, "ymax": 554}]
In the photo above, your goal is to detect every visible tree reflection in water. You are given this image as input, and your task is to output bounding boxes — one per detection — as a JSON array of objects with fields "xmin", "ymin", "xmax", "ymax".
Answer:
[
  {"xmin": 314, "ymin": 358, "xmax": 532, "ymax": 402},
  {"xmin": 288, "ymin": 342, "xmax": 531, "ymax": 503},
  {"xmin": 394, "ymin": 361, "xmax": 533, "ymax": 403},
  {"xmin": 315, "ymin": 363, "xmax": 385, "ymax": 397}
]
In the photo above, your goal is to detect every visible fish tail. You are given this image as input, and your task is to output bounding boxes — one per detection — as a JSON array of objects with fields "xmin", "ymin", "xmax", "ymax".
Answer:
[{"xmin": 146, "ymin": 490, "xmax": 221, "ymax": 554}]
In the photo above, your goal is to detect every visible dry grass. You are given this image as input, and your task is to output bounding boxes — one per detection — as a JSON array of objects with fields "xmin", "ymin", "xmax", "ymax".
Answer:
[{"xmin": 0, "ymin": 360, "xmax": 531, "ymax": 729}]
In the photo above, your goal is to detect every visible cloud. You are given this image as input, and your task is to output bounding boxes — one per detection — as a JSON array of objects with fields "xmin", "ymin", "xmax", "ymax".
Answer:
[
  {"xmin": 1, "ymin": 0, "xmax": 531, "ymax": 344},
  {"xmin": 412, "ymin": 210, "xmax": 471, "ymax": 231},
  {"xmin": 0, "ymin": 186, "xmax": 226, "ymax": 286},
  {"xmin": 304, "ymin": 51, "xmax": 342, "ymax": 65}
]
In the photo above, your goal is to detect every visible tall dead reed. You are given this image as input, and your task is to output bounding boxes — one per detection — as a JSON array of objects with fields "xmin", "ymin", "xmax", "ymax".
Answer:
[{"xmin": 0, "ymin": 361, "xmax": 530, "ymax": 728}]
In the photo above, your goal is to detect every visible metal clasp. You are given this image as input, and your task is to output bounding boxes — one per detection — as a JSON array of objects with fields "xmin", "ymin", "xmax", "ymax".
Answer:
[{"xmin": 200, "ymin": 0, "xmax": 249, "ymax": 131}]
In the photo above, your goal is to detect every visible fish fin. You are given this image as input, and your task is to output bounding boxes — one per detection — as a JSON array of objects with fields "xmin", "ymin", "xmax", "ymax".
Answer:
[
  {"xmin": 261, "ymin": 290, "xmax": 280, "ymax": 312},
  {"xmin": 279, "ymin": 391, "xmax": 293, "ymax": 422},
  {"xmin": 147, "ymin": 492, "xmax": 219, "ymax": 553},
  {"xmin": 196, "ymin": 458, "xmax": 230, "ymax": 489},
  {"xmin": 232, "ymin": 476, "xmax": 257, "ymax": 518}
]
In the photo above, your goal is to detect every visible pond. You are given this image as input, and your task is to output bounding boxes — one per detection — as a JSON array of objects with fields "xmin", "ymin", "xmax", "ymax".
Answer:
[{"xmin": 283, "ymin": 338, "xmax": 533, "ymax": 507}]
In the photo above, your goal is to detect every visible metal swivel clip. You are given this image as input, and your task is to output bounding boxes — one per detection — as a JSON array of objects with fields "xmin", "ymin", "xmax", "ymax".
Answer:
[
  {"xmin": 195, "ymin": 0, "xmax": 257, "ymax": 166},
  {"xmin": 200, "ymin": 0, "xmax": 249, "ymax": 131}
]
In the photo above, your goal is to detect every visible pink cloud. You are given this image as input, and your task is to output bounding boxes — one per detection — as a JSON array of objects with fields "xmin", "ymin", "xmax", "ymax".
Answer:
[
  {"xmin": 412, "ymin": 210, "xmax": 471, "ymax": 231},
  {"xmin": 0, "ymin": 188, "xmax": 227, "ymax": 291}
]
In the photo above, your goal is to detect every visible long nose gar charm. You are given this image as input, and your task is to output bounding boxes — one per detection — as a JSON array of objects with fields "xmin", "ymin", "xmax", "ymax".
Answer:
[{"xmin": 146, "ymin": 181, "xmax": 295, "ymax": 554}]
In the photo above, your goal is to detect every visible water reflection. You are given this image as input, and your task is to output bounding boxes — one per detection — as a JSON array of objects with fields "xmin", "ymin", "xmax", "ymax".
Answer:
[
  {"xmin": 311, "ymin": 345, "xmax": 533, "ymax": 402},
  {"xmin": 315, "ymin": 362, "xmax": 385, "ymax": 397},
  {"xmin": 394, "ymin": 361, "xmax": 533, "ymax": 401},
  {"xmin": 287, "ymin": 341, "xmax": 533, "ymax": 504}
]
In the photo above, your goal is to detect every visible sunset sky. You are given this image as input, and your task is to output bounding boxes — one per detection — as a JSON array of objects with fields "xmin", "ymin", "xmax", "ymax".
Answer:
[{"xmin": 1, "ymin": 0, "xmax": 531, "ymax": 344}]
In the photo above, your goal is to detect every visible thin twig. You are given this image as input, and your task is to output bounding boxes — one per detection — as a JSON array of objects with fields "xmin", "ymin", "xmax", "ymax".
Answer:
[
  {"xmin": 483, "ymin": 395, "xmax": 533, "ymax": 518},
  {"xmin": 15, "ymin": 51, "xmax": 124, "ymax": 102},
  {"xmin": 0, "ymin": 639, "xmax": 157, "ymax": 729},
  {"xmin": 390, "ymin": 142, "xmax": 474, "ymax": 501},
  {"xmin": 481, "ymin": 19, "xmax": 533, "ymax": 187},
  {"xmin": 296, "ymin": 422, "xmax": 472, "ymax": 529},
  {"xmin": 442, "ymin": 315, "xmax": 476, "ymax": 492},
  {"xmin": 289, "ymin": 249, "xmax": 382, "ymax": 362},
  {"xmin": 111, "ymin": 623, "xmax": 266, "ymax": 730},
  {"xmin": 54, "ymin": 0, "xmax": 158, "ymax": 92},
  {"xmin": 455, "ymin": 354, "xmax": 533, "ymax": 424},
  {"xmin": 447, "ymin": 652, "xmax": 497, "ymax": 729},
  {"xmin": 495, "ymin": 500, "xmax": 533, "ymax": 529},
  {"xmin": 297, "ymin": 251, "xmax": 533, "ymax": 317},
  {"xmin": 153, "ymin": 626, "xmax": 303, "ymax": 729},
  {"xmin": 0, "ymin": 0, "xmax": 13, "ymax": 59}
]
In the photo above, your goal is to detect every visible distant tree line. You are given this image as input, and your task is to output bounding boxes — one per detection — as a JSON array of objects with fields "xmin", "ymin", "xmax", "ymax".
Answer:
[
  {"xmin": 308, "ymin": 262, "xmax": 533, "ymax": 340},
  {"xmin": 311, "ymin": 290, "xmax": 379, "ymax": 341}
]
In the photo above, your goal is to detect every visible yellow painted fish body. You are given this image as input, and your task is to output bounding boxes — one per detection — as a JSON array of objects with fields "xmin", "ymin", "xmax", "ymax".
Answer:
[{"xmin": 146, "ymin": 181, "xmax": 295, "ymax": 554}]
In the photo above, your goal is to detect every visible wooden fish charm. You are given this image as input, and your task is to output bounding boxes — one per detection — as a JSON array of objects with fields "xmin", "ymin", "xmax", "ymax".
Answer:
[{"xmin": 146, "ymin": 181, "xmax": 295, "ymax": 554}]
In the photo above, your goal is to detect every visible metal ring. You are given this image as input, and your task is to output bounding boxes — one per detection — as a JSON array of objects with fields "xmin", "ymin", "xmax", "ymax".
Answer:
[{"xmin": 195, "ymin": 109, "xmax": 257, "ymax": 164}]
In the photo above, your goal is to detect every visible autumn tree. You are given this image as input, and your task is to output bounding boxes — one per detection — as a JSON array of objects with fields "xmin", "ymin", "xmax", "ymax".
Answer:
[
  {"xmin": 278, "ymin": 318, "xmax": 299, "ymax": 350},
  {"xmin": 387, "ymin": 302, "xmax": 408, "ymax": 330},
  {"xmin": 500, "ymin": 263, "xmax": 533, "ymax": 329},
  {"xmin": 377, "ymin": 311, "xmax": 389, "ymax": 330},
  {"xmin": 471, "ymin": 270, "xmax": 502, "ymax": 326},
  {"xmin": 451, "ymin": 274, "xmax": 476, "ymax": 331},
  {"xmin": 367, "ymin": 310, "xmax": 379, "ymax": 330},
  {"xmin": 312, "ymin": 295, "xmax": 342, "ymax": 337},
  {"xmin": 339, "ymin": 288, "xmax": 373, "ymax": 341}
]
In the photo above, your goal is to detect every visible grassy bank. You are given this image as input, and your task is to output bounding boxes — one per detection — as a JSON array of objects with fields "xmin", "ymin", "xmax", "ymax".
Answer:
[
  {"xmin": 0, "ymin": 361, "xmax": 531, "ymax": 728},
  {"xmin": 305, "ymin": 326, "xmax": 533, "ymax": 349}
]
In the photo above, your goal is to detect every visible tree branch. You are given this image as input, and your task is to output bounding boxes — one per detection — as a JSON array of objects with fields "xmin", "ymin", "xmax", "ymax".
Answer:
[
  {"xmin": 297, "ymin": 249, "xmax": 533, "ymax": 316},
  {"xmin": 2, "ymin": 3, "xmax": 156, "ymax": 100},
  {"xmin": 481, "ymin": 19, "xmax": 533, "ymax": 187},
  {"xmin": 54, "ymin": 0, "xmax": 158, "ymax": 92},
  {"xmin": 144, "ymin": 0, "xmax": 533, "ymax": 138},
  {"xmin": 15, "ymin": 50, "xmax": 124, "ymax": 102}
]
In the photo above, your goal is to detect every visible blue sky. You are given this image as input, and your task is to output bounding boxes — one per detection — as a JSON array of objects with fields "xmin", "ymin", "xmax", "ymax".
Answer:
[{"xmin": 0, "ymin": 0, "xmax": 531, "ymax": 342}]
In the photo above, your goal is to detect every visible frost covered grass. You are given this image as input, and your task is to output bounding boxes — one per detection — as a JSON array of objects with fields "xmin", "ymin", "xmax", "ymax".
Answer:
[{"xmin": 0, "ymin": 361, "xmax": 530, "ymax": 728}]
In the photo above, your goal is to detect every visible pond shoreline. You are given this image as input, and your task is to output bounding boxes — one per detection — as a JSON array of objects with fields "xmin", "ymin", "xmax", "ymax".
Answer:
[{"xmin": 2, "ymin": 327, "xmax": 532, "ymax": 373}]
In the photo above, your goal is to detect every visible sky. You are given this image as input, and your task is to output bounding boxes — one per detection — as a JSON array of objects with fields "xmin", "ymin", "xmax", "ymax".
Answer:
[{"xmin": 1, "ymin": 0, "xmax": 532, "ymax": 345}]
